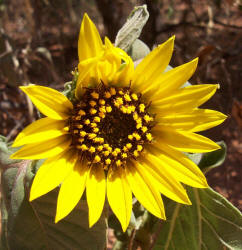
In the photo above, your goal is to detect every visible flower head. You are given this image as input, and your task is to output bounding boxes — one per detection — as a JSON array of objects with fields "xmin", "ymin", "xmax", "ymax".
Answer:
[{"xmin": 11, "ymin": 14, "xmax": 226, "ymax": 231}]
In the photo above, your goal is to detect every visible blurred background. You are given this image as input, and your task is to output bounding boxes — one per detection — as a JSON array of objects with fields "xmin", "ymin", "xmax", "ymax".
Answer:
[{"xmin": 0, "ymin": 0, "xmax": 241, "ymax": 222}]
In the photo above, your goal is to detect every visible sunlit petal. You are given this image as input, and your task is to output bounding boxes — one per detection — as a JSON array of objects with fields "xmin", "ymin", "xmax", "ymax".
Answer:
[
  {"xmin": 20, "ymin": 85, "xmax": 73, "ymax": 120},
  {"xmin": 107, "ymin": 167, "xmax": 132, "ymax": 232},
  {"xmin": 86, "ymin": 165, "xmax": 106, "ymax": 227},
  {"xmin": 29, "ymin": 149, "xmax": 77, "ymax": 201}
]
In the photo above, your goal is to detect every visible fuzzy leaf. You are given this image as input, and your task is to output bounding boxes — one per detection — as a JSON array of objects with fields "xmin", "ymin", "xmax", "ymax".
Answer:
[
  {"xmin": 115, "ymin": 5, "xmax": 149, "ymax": 52},
  {"xmin": 1, "ymin": 160, "xmax": 106, "ymax": 250},
  {"xmin": 153, "ymin": 187, "xmax": 242, "ymax": 250}
]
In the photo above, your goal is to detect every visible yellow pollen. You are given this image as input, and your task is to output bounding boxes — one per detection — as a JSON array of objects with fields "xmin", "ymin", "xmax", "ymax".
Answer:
[
  {"xmin": 63, "ymin": 126, "xmax": 69, "ymax": 132},
  {"xmin": 99, "ymin": 112, "xmax": 105, "ymax": 119},
  {"xmin": 133, "ymin": 112, "xmax": 139, "ymax": 120},
  {"xmin": 134, "ymin": 150, "xmax": 139, "ymax": 157},
  {"xmin": 77, "ymin": 124, "xmax": 83, "ymax": 129},
  {"xmin": 146, "ymin": 133, "xmax": 153, "ymax": 141},
  {"xmin": 141, "ymin": 126, "xmax": 148, "ymax": 133},
  {"xmin": 94, "ymin": 117, "xmax": 101, "ymax": 123},
  {"xmin": 139, "ymin": 104, "xmax": 145, "ymax": 112},
  {"xmin": 123, "ymin": 146, "xmax": 128, "ymax": 152},
  {"xmin": 104, "ymin": 144, "xmax": 109, "ymax": 149},
  {"xmin": 104, "ymin": 91, "xmax": 111, "ymax": 98},
  {"xmin": 126, "ymin": 143, "xmax": 132, "ymax": 149},
  {"xmin": 133, "ymin": 133, "xmax": 141, "ymax": 141},
  {"xmin": 90, "ymin": 122, "xmax": 97, "ymax": 128},
  {"xmin": 97, "ymin": 145, "xmax": 103, "ymax": 151},
  {"xmin": 99, "ymin": 106, "xmax": 106, "ymax": 113},
  {"xmin": 78, "ymin": 138, "xmax": 84, "ymax": 143},
  {"xmin": 114, "ymin": 148, "xmax": 121, "ymax": 153},
  {"xmin": 116, "ymin": 160, "xmax": 122, "ymax": 167},
  {"xmin": 84, "ymin": 119, "xmax": 90, "ymax": 125},
  {"xmin": 93, "ymin": 137, "xmax": 101, "ymax": 143},
  {"xmin": 99, "ymin": 99, "xmax": 105, "ymax": 105},
  {"xmin": 137, "ymin": 145, "xmax": 143, "ymax": 151},
  {"xmin": 75, "ymin": 116, "xmax": 81, "ymax": 121},
  {"xmin": 99, "ymin": 138, "xmax": 104, "ymax": 143},
  {"xmin": 144, "ymin": 115, "xmax": 153, "ymax": 122},
  {"xmin": 112, "ymin": 151, "xmax": 118, "ymax": 157},
  {"xmin": 131, "ymin": 93, "xmax": 138, "ymax": 100},
  {"xmin": 120, "ymin": 106, "xmax": 127, "ymax": 113},
  {"xmin": 121, "ymin": 153, "xmax": 127, "ymax": 158},
  {"xmin": 110, "ymin": 87, "xmax": 116, "ymax": 95},
  {"xmin": 78, "ymin": 110, "xmax": 86, "ymax": 116},
  {"xmin": 136, "ymin": 118, "xmax": 142, "ymax": 124},
  {"xmin": 89, "ymin": 108, "xmax": 97, "ymax": 115},
  {"xmin": 89, "ymin": 146, "xmax": 95, "ymax": 153},
  {"xmin": 107, "ymin": 146, "xmax": 113, "ymax": 152},
  {"xmin": 105, "ymin": 159, "xmax": 111, "ymax": 165},
  {"xmin": 89, "ymin": 100, "xmax": 96, "ymax": 107},
  {"xmin": 103, "ymin": 151, "xmax": 110, "ymax": 156},
  {"xmin": 114, "ymin": 97, "xmax": 123, "ymax": 107},
  {"xmin": 124, "ymin": 94, "xmax": 131, "ymax": 102},
  {"xmin": 88, "ymin": 133, "xmax": 97, "ymax": 139},
  {"xmin": 93, "ymin": 155, "xmax": 101, "ymax": 163},
  {"xmin": 136, "ymin": 123, "xmax": 142, "ymax": 129},
  {"xmin": 80, "ymin": 144, "xmax": 88, "ymax": 151},
  {"xmin": 118, "ymin": 90, "xmax": 124, "ymax": 95},
  {"xmin": 91, "ymin": 92, "xmax": 99, "ymax": 99},
  {"xmin": 106, "ymin": 106, "xmax": 112, "ymax": 113},
  {"xmin": 80, "ymin": 131, "xmax": 87, "ymax": 137},
  {"xmin": 128, "ymin": 134, "xmax": 133, "ymax": 140},
  {"xmin": 93, "ymin": 127, "xmax": 99, "ymax": 133},
  {"xmin": 126, "ymin": 106, "xmax": 134, "ymax": 114},
  {"xmin": 73, "ymin": 129, "xmax": 79, "ymax": 134}
]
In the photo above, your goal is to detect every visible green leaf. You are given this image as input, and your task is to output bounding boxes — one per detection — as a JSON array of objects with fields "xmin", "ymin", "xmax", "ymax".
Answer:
[
  {"xmin": 198, "ymin": 141, "xmax": 226, "ymax": 173},
  {"xmin": 186, "ymin": 141, "xmax": 227, "ymax": 174},
  {"xmin": 115, "ymin": 5, "xmax": 149, "ymax": 52},
  {"xmin": 128, "ymin": 39, "xmax": 150, "ymax": 61},
  {"xmin": 153, "ymin": 187, "xmax": 242, "ymax": 250},
  {"xmin": 1, "ymin": 161, "xmax": 106, "ymax": 250},
  {"xmin": 0, "ymin": 135, "xmax": 21, "ymax": 167}
]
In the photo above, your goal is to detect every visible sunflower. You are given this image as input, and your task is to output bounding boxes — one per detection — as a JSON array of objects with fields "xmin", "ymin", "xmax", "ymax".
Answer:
[{"xmin": 11, "ymin": 14, "xmax": 226, "ymax": 232}]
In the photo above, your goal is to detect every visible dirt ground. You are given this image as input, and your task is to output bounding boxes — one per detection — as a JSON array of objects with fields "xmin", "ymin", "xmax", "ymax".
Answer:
[{"xmin": 0, "ymin": 0, "xmax": 241, "ymax": 243}]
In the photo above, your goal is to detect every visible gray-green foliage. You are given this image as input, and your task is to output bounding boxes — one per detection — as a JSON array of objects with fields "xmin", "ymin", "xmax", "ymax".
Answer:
[
  {"xmin": 0, "ymin": 139, "xmax": 106, "ymax": 250},
  {"xmin": 153, "ymin": 187, "xmax": 242, "ymax": 250}
]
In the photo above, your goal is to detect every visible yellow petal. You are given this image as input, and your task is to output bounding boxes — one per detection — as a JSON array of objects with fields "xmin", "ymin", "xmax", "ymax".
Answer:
[
  {"xmin": 152, "ymin": 84, "xmax": 219, "ymax": 114},
  {"xmin": 10, "ymin": 135, "xmax": 71, "ymax": 159},
  {"xmin": 147, "ymin": 143, "xmax": 208, "ymax": 188},
  {"xmin": 132, "ymin": 36, "xmax": 175, "ymax": 93},
  {"xmin": 12, "ymin": 117, "xmax": 67, "ymax": 147},
  {"xmin": 107, "ymin": 167, "xmax": 132, "ymax": 232},
  {"xmin": 75, "ymin": 57, "xmax": 100, "ymax": 99},
  {"xmin": 139, "ymin": 155, "xmax": 191, "ymax": 205},
  {"xmin": 55, "ymin": 158, "xmax": 88, "ymax": 223},
  {"xmin": 78, "ymin": 13, "xmax": 103, "ymax": 62},
  {"xmin": 29, "ymin": 149, "xmax": 77, "ymax": 201},
  {"xmin": 125, "ymin": 162, "xmax": 165, "ymax": 219},
  {"xmin": 20, "ymin": 85, "xmax": 73, "ymax": 120},
  {"xmin": 148, "ymin": 58, "xmax": 198, "ymax": 100},
  {"xmin": 86, "ymin": 165, "xmax": 106, "ymax": 227},
  {"xmin": 153, "ymin": 128, "xmax": 220, "ymax": 153},
  {"xmin": 156, "ymin": 109, "xmax": 227, "ymax": 132}
]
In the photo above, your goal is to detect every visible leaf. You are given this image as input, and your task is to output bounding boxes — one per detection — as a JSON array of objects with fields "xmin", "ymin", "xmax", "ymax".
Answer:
[
  {"xmin": 1, "ymin": 160, "xmax": 106, "ymax": 250},
  {"xmin": 128, "ymin": 39, "xmax": 150, "ymax": 61},
  {"xmin": 115, "ymin": 5, "xmax": 149, "ymax": 52},
  {"xmin": 186, "ymin": 141, "xmax": 227, "ymax": 173},
  {"xmin": 198, "ymin": 141, "xmax": 227, "ymax": 173},
  {"xmin": 0, "ymin": 135, "xmax": 21, "ymax": 167},
  {"xmin": 152, "ymin": 187, "xmax": 242, "ymax": 250}
]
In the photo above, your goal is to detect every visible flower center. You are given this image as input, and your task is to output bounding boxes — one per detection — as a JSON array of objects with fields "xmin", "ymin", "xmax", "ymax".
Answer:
[{"xmin": 69, "ymin": 85, "xmax": 154, "ymax": 169}]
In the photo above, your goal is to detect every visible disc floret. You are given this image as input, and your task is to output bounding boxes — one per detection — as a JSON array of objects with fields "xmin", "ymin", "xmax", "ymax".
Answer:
[{"xmin": 69, "ymin": 84, "xmax": 154, "ymax": 169}]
